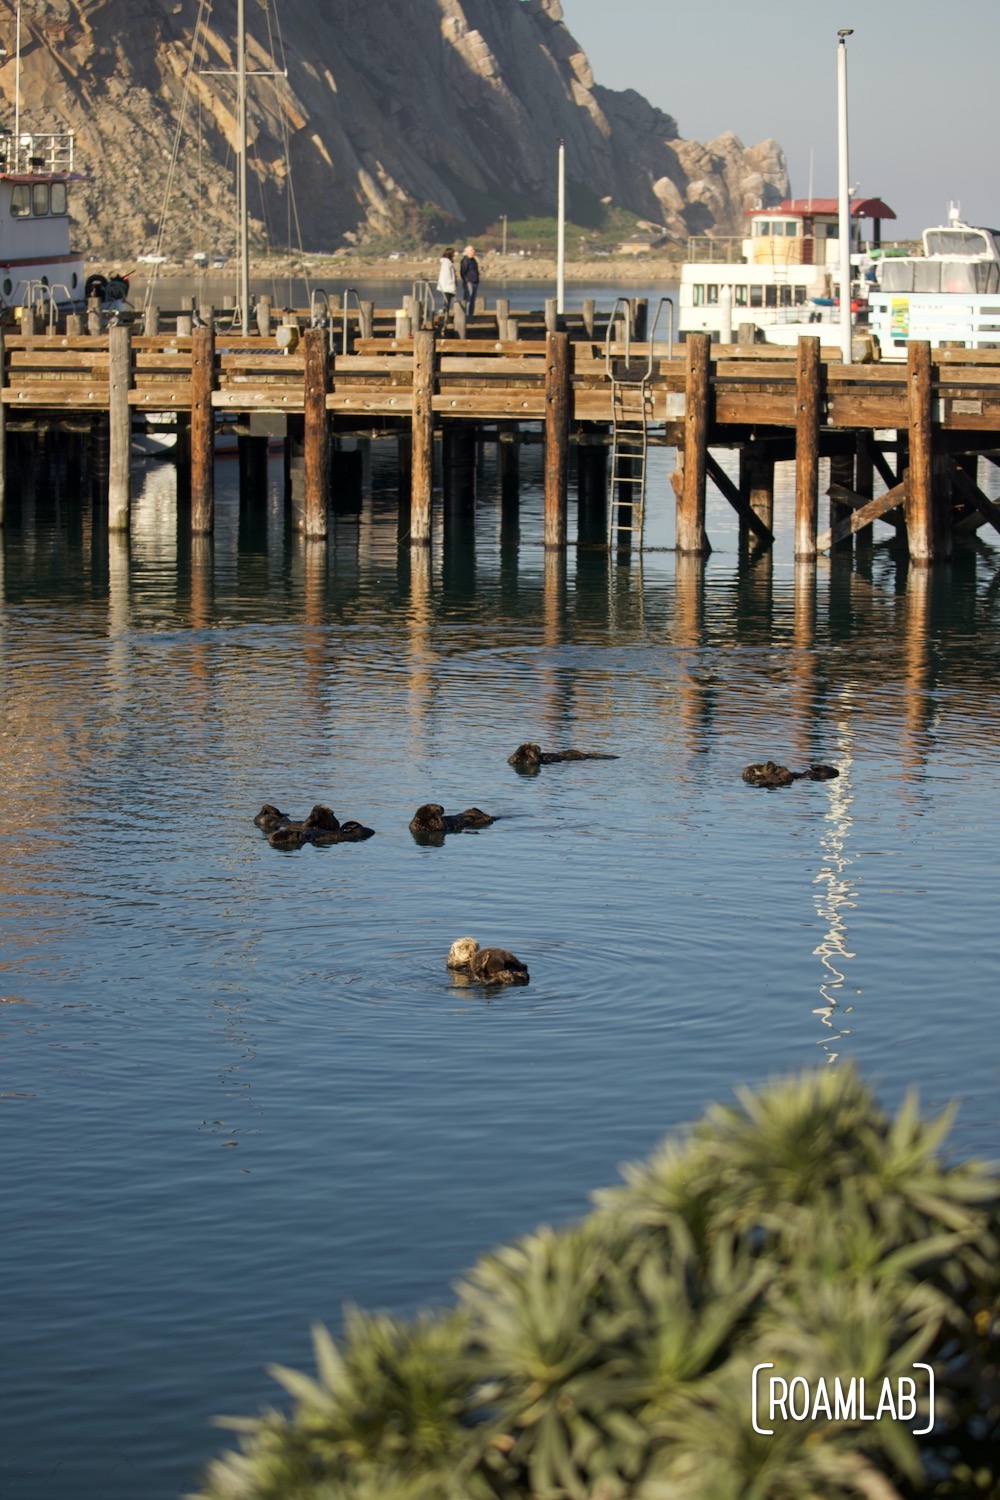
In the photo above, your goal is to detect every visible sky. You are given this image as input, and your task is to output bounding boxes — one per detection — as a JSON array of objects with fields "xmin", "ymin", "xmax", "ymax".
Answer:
[{"xmin": 559, "ymin": 0, "xmax": 998, "ymax": 240}]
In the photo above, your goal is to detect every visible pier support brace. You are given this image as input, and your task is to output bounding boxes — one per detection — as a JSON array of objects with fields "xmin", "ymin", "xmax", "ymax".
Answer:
[
  {"xmin": 794, "ymin": 335, "xmax": 821, "ymax": 560},
  {"xmin": 410, "ymin": 330, "xmax": 435, "ymax": 545},
  {"xmin": 544, "ymin": 331, "xmax": 570, "ymax": 548},
  {"xmin": 191, "ymin": 324, "xmax": 215, "ymax": 536}
]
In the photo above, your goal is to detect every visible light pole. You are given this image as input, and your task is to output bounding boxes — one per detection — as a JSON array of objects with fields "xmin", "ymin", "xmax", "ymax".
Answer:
[
  {"xmin": 837, "ymin": 28, "xmax": 853, "ymax": 365},
  {"xmin": 556, "ymin": 138, "xmax": 566, "ymax": 315},
  {"xmin": 501, "ymin": 213, "xmax": 508, "ymax": 257}
]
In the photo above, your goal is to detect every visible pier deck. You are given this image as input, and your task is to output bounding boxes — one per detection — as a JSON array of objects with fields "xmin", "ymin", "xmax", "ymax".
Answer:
[{"xmin": 2, "ymin": 316, "xmax": 999, "ymax": 562}]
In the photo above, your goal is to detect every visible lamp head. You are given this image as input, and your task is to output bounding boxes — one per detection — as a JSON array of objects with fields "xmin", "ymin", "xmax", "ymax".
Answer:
[{"xmin": 837, "ymin": 27, "xmax": 854, "ymax": 38}]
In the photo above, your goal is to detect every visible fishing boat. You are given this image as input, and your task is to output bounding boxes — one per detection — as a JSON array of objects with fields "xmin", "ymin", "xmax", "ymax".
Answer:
[
  {"xmin": 866, "ymin": 204, "xmax": 1000, "ymax": 356},
  {"xmin": 677, "ymin": 195, "xmax": 896, "ymax": 346},
  {"xmin": 0, "ymin": 129, "xmax": 86, "ymax": 315}
]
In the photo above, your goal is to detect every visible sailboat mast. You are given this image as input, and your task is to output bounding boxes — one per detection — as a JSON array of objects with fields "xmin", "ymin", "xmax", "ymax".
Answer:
[{"xmin": 237, "ymin": 0, "xmax": 250, "ymax": 335}]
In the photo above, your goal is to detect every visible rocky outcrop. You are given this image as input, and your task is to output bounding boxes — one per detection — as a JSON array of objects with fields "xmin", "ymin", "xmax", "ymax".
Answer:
[{"xmin": 0, "ymin": 0, "xmax": 788, "ymax": 259}]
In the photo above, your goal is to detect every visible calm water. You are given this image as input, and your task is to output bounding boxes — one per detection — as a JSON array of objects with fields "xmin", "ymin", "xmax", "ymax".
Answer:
[{"xmin": 3, "ymin": 432, "xmax": 1000, "ymax": 1499}]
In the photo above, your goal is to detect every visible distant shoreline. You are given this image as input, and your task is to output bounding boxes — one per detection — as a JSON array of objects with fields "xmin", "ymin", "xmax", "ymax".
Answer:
[{"xmin": 119, "ymin": 253, "xmax": 683, "ymax": 286}]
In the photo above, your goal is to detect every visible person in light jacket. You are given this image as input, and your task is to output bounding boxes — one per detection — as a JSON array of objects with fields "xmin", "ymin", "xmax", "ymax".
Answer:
[
  {"xmin": 436, "ymin": 247, "xmax": 457, "ymax": 330},
  {"xmin": 460, "ymin": 245, "xmax": 480, "ymax": 318}
]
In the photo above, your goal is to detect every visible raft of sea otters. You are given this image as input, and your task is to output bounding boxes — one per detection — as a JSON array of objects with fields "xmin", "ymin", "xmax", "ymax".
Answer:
[{"xmin": 253, "ymin": 744, "xmax": 840, "ymax": 985}]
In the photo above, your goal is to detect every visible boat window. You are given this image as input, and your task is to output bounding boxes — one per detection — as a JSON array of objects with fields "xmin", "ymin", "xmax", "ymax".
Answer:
[
  {"xmin": 780, "ymin": 286, "xmax": 792, "ymax": 306},
  {"xmin": 734, "ymin": 286, "xmax": 748, "ymax": 306},
  {"xmin": 794, "ymin": 286, "xmax": 808, "ymax": 304},
  {"xmin": 50, "ymin": 182, "xmax": 67, "ymax": 216},
  {"xmin": 2, "ymin": 278, "xmax": 10, "ymax": 296},
  {"xmin": 750, "ymin": 285, "xmax": 763, "ymax": 307},
  {"xmin": 925, "ymin": 229, "xmax": 990, "ymax": 257},
  {"xmin": 826, "ymin": 223, "xmax": 838, "ymax": 238},
  {"xmin": 784, "ymin": 222, "xmax": 798, "ymax": 236},
  {"xmin": 10, "ymin": 185, "xmax": 30, "ymax": 217},
  {"xmin": 31, "ymin": 183, "xmax": 49, "ymax": 216},
  {"xmin": 692, "ymin": 285, "xmax": 704, "ymax": 306},
  {"xmin": 765, "ymin": 286, "xmax": 778, "ymax": 307},
  {"xmin": 706, "ymin": 285, "xmax": 719, "ymax": 305},
  {"xmin": 758, "ymin": 222, "xmax": 771, "ymax": 237}
]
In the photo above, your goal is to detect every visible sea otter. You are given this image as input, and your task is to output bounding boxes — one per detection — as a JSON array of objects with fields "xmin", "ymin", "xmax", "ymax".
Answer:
[
  {"xmin": 507, "ymin": 742, "xmax": 619, "ymax": 771},
  {"xmin": 254, "ymin": 803, "xmax": 291, "ymax": 833},
  {"xmin": 742, "ymin": 761, "xmax": 840, "ymax": 788},
  {"xmin": 447, "ymin": 937, "xmax": 529, "ymax": 986},
  {"xmin": 409, "ymin": 803, "xmax": 496, "ymax": 839}
]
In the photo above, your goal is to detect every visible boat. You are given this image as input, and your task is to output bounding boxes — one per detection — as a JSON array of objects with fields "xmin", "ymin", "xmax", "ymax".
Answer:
[
  {"xmin": 866, "ymin": 203, "xmax": 1000, "ymax": 357},
  {"xmin": 677, "ymin": 195, "xmax": 896, "ymax": 347},
  {"xmin": 0, "ymin": 129, "xmax": 86, "ymax": 317}
]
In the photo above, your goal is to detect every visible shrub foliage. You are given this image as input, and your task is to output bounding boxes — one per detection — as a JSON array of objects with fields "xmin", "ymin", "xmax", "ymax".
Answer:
[{"xmin": 193, "ymin": 1069, "xmax": 1000, "ymax": 1499}]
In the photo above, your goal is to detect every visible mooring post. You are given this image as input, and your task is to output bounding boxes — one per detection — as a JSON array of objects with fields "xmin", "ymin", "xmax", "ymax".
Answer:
[
  {"xmin": 410, "ymin": 329, "xmax": 435, "ymax": 545},
  {"xmin": 543, "ymin": 330, "xmax": 571, "ymax": 548},
  {"xmin": 739, "ymin": 449, "xmax": 775, "ymax": 553},
  {"xmin": 452, "ymin": 302, "xmax": 467, "ymax": 340},
  {"xmin": 794, "ymin": 335, "xmax": 821, "ymax": 560},
  {"xmin": 582, "ymin": 298, "xmax": 596, "ymax": 340},
  {"xmin": 495, "ymin": 298, "xmax": 509, "ymax": 338},
  {"xmin": 302, "ymin": 327, "xmax": 329, "ymax": 539},
  {"xmin": 190, "ymin": 323, "xmax": 216, "ymax": 535},
  {"xmin": 0, "ymin": 329, "xmax": 6, "ymax": 526},
  {"xmin": 256, "ymin": 296, "xmax": 272, "ymax": 338},
  {"xmin": 545, "ymin": 297, "xmax": 558, "ymax": 334},
  {"xmin": 108, "ymin": 323, "xmax": 133, "ymax": 532},
  {"xmin": 65, "ymin": 313, "xmax": 83, "ymax": 337},
  {"xmin": 906, "ymin": 340, "xmax": 935, "ymax": 564},
  {"xmin": 145, "ymin": 305, "xmax": 160, "ymax": 336},
  {"xmin": 677, "ymin": 331, "xmax": 711, "ymax": 555}
]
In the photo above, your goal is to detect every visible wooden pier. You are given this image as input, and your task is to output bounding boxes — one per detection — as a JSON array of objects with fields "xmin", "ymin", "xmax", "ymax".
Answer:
[{"xmin": 2, "ymin": 302, "xmax": 1000, "ymax": 564}]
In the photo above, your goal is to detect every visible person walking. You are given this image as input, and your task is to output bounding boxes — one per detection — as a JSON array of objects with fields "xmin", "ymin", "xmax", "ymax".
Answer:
[
  {"xmin": 460, "ymin": 245, "xmax": 480, "ymax": 319},
  {"xmin": 436, "ymin": 247, "xmax": 457, "ymax": 331}
]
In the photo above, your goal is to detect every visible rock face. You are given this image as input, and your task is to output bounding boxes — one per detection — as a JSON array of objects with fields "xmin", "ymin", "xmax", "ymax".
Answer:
[{"xmin": 1, "ymin": 0, "xmax": 788, "ymax": 259}]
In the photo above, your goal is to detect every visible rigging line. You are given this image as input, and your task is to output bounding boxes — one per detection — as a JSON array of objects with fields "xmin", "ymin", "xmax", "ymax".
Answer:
[
  {"xmin": 145, "ymin": 0, "xmax": 214, "ymax": 314},
  {"xmin": 262, "ymin": 0, "xmax": 310, "ymax": 289}
]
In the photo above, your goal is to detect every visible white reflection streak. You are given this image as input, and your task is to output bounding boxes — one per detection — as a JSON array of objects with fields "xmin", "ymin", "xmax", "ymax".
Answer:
[{"xmin": 811, "ymin": 729, "xmax": 857, "ymax": 1063}]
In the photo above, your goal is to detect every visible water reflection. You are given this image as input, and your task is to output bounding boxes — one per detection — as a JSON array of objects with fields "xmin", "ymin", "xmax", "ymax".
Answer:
[{"xmin": 811, "ymin": 745, "xmax": 858, "ymax": 1062}]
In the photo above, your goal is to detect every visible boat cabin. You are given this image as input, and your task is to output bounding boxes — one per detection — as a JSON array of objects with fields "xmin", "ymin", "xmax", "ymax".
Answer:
[
  {"xmin": 746, "ymin": 197, "xmax": 896, "ymax": 267},
  {"xmin": 0, "ymin": 130, "xmax": 85, "ymax": 311}
]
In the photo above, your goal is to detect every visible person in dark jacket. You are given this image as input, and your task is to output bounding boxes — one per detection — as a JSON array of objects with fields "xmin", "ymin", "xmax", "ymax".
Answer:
[{"xmin": 460, "ymin": 245, "xmax": 480, "ymax": 318}]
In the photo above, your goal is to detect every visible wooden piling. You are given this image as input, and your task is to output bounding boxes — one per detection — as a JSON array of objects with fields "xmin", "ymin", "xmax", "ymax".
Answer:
[
  {"xmin": 582, "ymin": 298, "xmax": 596, "ymax": 339},
  {"xmin": 190, "ymin": 323, "xmax": 216, "ymax": 536},
  {"xmin": 543, "ymin": 330, "xmax": 570, "ymax": 549},
  {"xmin": 545, "ymin": 297, "xmax": 558, "ymax": 334},
  {"xmin": 65, "ymin": 313, "xmax": 82, "ymax": 337},
  {"xmin": 177, "ymin": 314, "xmax": 193, "ymax": 337},
  {"xmin": 495, "ymin": 298, "xmax": 509, "ymax": 337},
  {"xmin": 794, "ymin": 335, "xmax": 821, "ymax": 560},
  {"xmin": 256, "ymin": 296, "xmax": 272, "ymax": 338},
  {"xmin": 302, "ymin": 326, "xmax": 329, "ymax": 539},
  {"xmin": 677, "ymin": 332, "xmax": 711, "ymax": 555},
  {"xmin": 410, "ymin": 329, "xmax": 435, "ymax": 545},
  {"xmin": 443, "ymin": 422, "xmax": 476, "ymax": 513},
  {"xmin": 739, "ymin": 450, "xmax": 774, "ymax": 551},
  {"xmin": 108, "ymin": 324, "xmax": 132, "ymax": 532},
  {"xmin": 453, "ymin": 302, "xmax": 467, "ymax": 340},
  {"xmin": 0, "ymin": 330, "xmax": 5, "ymax": 526},
  {"xmin": 145, "ymin": 305, "xmax": 160, "ymax": 336},
  {"xmin": 359, "ymin": 301, "xmax": 374, "ymax": 340},
  {"xmin": 499, "ymin": 422, "xmax": 519, "ymax": 509},
  {"xmin": 906, "ymin": 340, "xmax": 935, "ymax": 564},
  {"xmin": 632, "ymin": 298, "xmax": 649, "ymax": 341},
  {"xmin": 829, "ymin": 450, "xmax": 855, "ymax": 555}
]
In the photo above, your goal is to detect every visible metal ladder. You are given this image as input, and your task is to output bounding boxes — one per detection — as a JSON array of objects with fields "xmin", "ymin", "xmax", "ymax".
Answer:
[{"xmin": 604, "ymin": 296, "xmax": 673, "ymax": 548}]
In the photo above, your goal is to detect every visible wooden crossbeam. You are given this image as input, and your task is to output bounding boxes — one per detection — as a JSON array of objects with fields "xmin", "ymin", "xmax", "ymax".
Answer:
[
  {"xmin": 705, "ymin": 451, "xmax": 774, "ymax": 544},
  {"xmin": 816, "ymin": 480, "xmax": 907, "ymax": 550},
  {"xmin": 871, "ymin": 445, "xmax": 899, "ymax": 491},
  {"xmin": 952, "ymin": 466, "xmax": 1000, "ymax": 538}
]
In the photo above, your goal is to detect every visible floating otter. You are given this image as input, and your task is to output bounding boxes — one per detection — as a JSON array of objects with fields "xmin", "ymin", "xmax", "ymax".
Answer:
[
  {"xmin": 507, "ymin": 742, "xmax": 619, "ymax": 771},
  {"xmin": 257, "ymin": 803, "xmax": 374, "ymax": 847},
  {"xmin": 742, "ymin": 761, "xmax": 840, "ymax": 789},
  {"xmin": 447, "ymin": 937, "xmax": 529, "ymax": 986},
  {"xmin": 254, "ymin": 803, "xmax": 291, "ymax": 833},
  {"xmin": 409, "ymin": 803, "xmax": 496, "ymax": 840}
]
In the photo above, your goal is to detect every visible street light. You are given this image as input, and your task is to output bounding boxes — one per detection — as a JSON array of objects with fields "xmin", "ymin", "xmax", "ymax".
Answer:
[{"xmin": 837, "ymin": 28, "xmax": 854, "ymax": 365}]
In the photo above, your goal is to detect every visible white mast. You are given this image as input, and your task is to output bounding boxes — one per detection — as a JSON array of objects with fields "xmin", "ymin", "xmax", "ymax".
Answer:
[
  {"xmin": 14, "ymin": 0, "xmax": 21, "ymax": 158},
  {"xmin": 556, "ymin": 137, "xmax": 565, "ymax": 316},
  {"xmin": 837, "ymin": 28, "xmax": 853, "ymax": 366},
  {"xmin": 237, "ymin": 0, "xmax": 250, "ymax": 335}
]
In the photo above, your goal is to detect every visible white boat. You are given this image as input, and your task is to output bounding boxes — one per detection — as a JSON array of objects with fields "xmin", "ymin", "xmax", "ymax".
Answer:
[
  {"xmin": 0, "ymin": 130, "xmax": 86, "ymax": 314},
  {"xmin": 867, "ymin": 204, "xmax": 1000, "ymax": 357},
  {"xmin": 678, "ymin": 195, "xmax": 895, "ymax": 346}
]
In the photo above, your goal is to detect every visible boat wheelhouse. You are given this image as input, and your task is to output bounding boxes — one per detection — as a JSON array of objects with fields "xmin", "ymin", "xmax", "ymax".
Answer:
[
  {"xmin": 867, "ymin": 205, "xmax": 1000, "ymax": 355},
  {"xmin": 0, "ymin": 130, "xmax": 85, "ymax": 313},
  {"xmin": 678, "ymin": 195, "xmax": 896, "ymax": 344}
]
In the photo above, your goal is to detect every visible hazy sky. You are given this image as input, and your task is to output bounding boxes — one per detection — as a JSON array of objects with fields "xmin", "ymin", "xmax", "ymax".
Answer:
[{"xmin": 560, "ymin": 0, "xmax": 997, "ymax": 239}]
